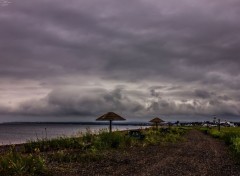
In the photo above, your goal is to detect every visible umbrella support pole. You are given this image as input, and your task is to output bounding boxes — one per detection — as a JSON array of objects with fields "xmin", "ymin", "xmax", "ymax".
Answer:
[{"xmin": 109, "ymin": 120, "xmax": 112, "ymax": 133}]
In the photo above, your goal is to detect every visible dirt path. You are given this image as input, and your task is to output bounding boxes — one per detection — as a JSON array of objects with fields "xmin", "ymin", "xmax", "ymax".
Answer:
[{"xmin": 56, "ymin": 130, "xmax": 240, "ymax": 176}]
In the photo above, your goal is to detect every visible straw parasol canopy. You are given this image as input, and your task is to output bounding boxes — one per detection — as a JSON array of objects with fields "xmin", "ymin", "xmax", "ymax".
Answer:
[
  {"xmin": 96, "ymin": 112, "xmax": 126, "ymax": 132},
  {"xmin": 149, "ymin": 117, "xmax": 164, "ymax": 128}
]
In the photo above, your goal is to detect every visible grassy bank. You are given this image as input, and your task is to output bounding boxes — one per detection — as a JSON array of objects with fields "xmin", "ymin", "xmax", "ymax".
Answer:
[
  {"xmin": 201, "ymin": 127, "xmax": 240, "ymax": 161},
  {"xmin": 0, "ymin": 127, "xmax": 187, "ymax": 175}
]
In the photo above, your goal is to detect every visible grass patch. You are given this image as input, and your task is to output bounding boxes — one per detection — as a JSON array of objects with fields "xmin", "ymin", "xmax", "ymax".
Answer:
[
  {"xmin": 24, "ymin": 137, "xmax": 84, "ymax": 153},
  {"xmin": 143, "ymin": 127, "xmax": 187, "ymax": 145},
  {"xmin": 0, "ymin": 148, "xmax": 47, "ymax": 176},
  {"xmin": 201, "ymin": 127, "xmax": 240, "ymax": 161}
]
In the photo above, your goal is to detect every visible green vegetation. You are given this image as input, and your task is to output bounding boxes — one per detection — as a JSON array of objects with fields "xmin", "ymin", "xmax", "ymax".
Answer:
[
  {"xmin": 24, "ymin": 136, "xmax": 84, "ymax": 152},
  {"xmin": 24, "ymin": 128, "xmax": 133, "ymax": 153},
  {"xmin": 201, "ymin": 127, "xmax": 240, "ymax": 161},
  {"xmin": 0, "ymin": 127, "xmax": 187, "ymax": 175},
  {"xmin": 143, "ymin": 127, "xmax": 187, "ymax": 145},
  {"xmin": 0, "ymin": 148, "xmax": 47, "ymax": 176}
]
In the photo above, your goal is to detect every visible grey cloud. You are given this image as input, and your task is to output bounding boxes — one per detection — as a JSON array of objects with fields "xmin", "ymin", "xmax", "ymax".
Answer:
[
  {"xmin": 146, "ymin": 98, "xmax": 240, "ymax": 116},
  {"xmin": 13, "ymin": 88, "xmax": 144, "ymax": 117},
  {"xmin": 0, "ymin": 0, "xmax": 240, "ymax": 120},
  {"xmin": 150, "ymin": 89, "xmax": 161, "ymax": 98},
  {"xmin": 1, "ymin": 85, "xmax": 240, "ymax": 119},
  {"xmin": 149, "ymin": 86, "xmax": 167, "ymax": 90},
  {"xmin": 194, "ymin": 90, "xmax": 213, "ymax": 99},
  {"xmin": 0, "ymin": 105, "xmax": 11, "ymax": 115},
  {"xmin": 218, "ymin": 95, "xmax": 232, "ymax": 101},
  {"xmin": 1, "ymin": 0, "xmax": 239, "ymax": 82}
]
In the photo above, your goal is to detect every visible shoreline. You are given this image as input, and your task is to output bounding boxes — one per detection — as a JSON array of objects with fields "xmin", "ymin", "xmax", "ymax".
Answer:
[
  {"xmin": 0, "ymin": 127, "xmax": 150, "ymax": 153},
  {"xmin": 0, "ymin": 124, "xmax": 149, "ymax": 147}
]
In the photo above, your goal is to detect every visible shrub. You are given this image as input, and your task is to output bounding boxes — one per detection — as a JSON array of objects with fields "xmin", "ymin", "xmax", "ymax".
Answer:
[
  {"xmin": 143, "ymin": 127, "xmax": 184, "ymax": 145},
  {"xmin": 143, "ymin": 129, "xmax": 162, "ymax": 145},
  {"xmin": 209, "ymin": 129, "xmax": 221, "ymax": 138},
  {"xmin": 93, "ymin": 130, "xmax": 126, "ymax": 149}
]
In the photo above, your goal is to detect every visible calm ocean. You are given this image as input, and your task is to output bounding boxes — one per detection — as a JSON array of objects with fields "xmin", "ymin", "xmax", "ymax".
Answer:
[{"xmin": 0, "ymin": 123, "xmax": 144, "ymax": 145}]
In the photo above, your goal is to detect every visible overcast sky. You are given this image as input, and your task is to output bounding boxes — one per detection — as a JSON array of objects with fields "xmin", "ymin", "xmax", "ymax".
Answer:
[{"xmin": 0, "ymin": 0, "xmax": 240, "ymax": 122}]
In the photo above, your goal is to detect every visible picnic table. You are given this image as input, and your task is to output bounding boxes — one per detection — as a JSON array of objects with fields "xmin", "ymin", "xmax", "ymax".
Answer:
[{"xmin": 128, "ymin": 129, "xmax": 145, "ymax": 140}]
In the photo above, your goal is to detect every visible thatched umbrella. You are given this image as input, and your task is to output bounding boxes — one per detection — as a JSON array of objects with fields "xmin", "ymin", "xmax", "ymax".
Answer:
[
  {"xmin": 149, "ymin": 117, "xmax": 164, "ymax": 129},
  {"xmin": 96, "ymin": 112, "xmax": 126, "ymax": 132}
]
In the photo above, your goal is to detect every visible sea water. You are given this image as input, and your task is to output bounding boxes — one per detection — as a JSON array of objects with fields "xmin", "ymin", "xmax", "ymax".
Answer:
[{"xmin": 0, "ymin": 123, "xmax": 144, "ymax": 145}]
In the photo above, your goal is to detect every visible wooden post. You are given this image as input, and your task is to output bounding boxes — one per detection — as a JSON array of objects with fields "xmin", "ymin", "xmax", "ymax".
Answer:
[
  {"xmin": 218, "ymin": 119, "xmax": 220, "ymax": 131},
  {"xmin": 109, "ymin": 120, "xmax": 112, "ymax": 133}
]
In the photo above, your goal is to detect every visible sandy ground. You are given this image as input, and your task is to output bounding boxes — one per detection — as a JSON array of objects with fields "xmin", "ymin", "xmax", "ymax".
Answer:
[{"xmin": 52, "ymin": 130, "xmax": 240, "ymax": 176}]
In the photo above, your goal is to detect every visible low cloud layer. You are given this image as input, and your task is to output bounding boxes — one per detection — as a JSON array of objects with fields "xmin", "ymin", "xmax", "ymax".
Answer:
[
  {"xmin": 0, "ymin": 0, "xmax": 240, "ymax": 121},
  {"xmin": 1, "ymin": 86, "xmax": 239, "ymax": 121}
]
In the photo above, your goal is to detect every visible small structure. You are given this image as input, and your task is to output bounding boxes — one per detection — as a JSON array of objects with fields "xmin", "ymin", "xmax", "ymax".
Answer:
[
  {"xmin": 149, "ymin": 117, "xmax": 164, "ymax": 129},
  {"xmin": 96, "ymin": 112, "xmax": 126, "ymax": 132},
  {"xmin": 128, "ymin": 129, "xmax": 145, "ymax": 140}
]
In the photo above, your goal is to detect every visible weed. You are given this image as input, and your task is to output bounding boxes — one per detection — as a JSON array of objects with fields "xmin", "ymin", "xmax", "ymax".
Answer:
[
  {"xmin": 0, "ymin": 148, "xmax": 47, "ymax": 176},
  {"xmin": 203, "ymin": 127, "xmax": 240, "ymax": 160}
]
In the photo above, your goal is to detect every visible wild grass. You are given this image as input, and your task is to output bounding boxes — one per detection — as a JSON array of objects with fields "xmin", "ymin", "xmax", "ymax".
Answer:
[
  {"xmin": 48, "ymin": 149, "xmax": 104, "ymax": 163},
  {"xmin": 24, "ymin": 137, "xmax": 84, "ymax": 152},
  {"xmin": 202, "ymin": 127, "xmax": 240, "ymax": 161},
  {"xmin": 143, "ymin": 127, "xmax": 187, "ymax": 145},
  {"xmin": 0, "ymin": 148, "xmax": 47, "ymax": 176}
]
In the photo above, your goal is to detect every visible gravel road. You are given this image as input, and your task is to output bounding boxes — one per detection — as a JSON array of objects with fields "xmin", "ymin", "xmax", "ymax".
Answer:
[{"xmin": 73, "ymin": 130, "xmax": 240, "ymax": 176}]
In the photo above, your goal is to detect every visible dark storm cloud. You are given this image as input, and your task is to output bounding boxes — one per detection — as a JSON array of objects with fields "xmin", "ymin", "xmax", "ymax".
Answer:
[
  {"xmin": 194, "ymin": 90, "xmax": 213, "ymax": 99},
  {"xmin": 0, "ymin": 104, "xmax": 11, "ymax": 115},
  {"xmin": 0, "ymin": 86, "xmax": 237, "ymax": 118},
  {"xmin": 0, "ymin": 0, "xmax": 240, "ymax": 120},
  {"xmin": 12, "ymin": 87, "xmax": 144, "ymax": 117}
]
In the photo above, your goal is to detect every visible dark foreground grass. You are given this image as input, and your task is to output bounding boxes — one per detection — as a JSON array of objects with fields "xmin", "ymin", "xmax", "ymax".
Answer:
[
  {"xmin": 0, "ymin": 148, "xmax": 47, "ymax": 176},
  {"xmin": 201, "ymin": 127, "xmax": 240, "ymax": 161},
  {"xmin": 0, "ymin": 127, "xmax": 188, "ymax": 176}
]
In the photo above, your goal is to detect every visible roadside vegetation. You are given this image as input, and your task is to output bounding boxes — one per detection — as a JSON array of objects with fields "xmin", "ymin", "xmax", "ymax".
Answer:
[
  {"xmin": 201, "ymin": 127, "xmax": 240, "ymax": 161},
  {"xmin": 0, "ymin": 127, "xmax": 188, "ymax": 176},
  {"xmin": 0, "ymin": 148, "xmax": 47, "ymax": 176}
]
